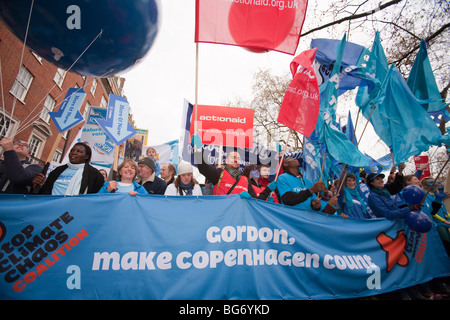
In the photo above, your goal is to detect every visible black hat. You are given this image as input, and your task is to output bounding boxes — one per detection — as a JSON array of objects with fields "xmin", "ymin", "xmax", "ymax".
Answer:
[
  {"xmin": 366, "ymin": 172, "xmax": 385, "ymax": 186},
  {"xmin": 138, "ymin": 157, "xmax": 155, "ymax": 172}
]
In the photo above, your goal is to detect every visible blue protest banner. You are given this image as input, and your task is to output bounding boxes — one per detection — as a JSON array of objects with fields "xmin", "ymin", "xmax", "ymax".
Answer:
[
  {"xmin": 0, "ymin": 194, "xmax": 448, "ymax": 300},
  {"xmin": 48, "ymin": 88, "xmax": 86, "ymax": 133},
  {"xmin": 95, "ymin": 94, "xmax": 136, "ymax": 146}
]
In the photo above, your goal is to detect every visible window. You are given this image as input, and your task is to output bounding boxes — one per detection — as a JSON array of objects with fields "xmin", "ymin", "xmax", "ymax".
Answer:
[
  {"xmin": 28, "ymin": 135, "xmax": 42, "ymax": 159},
  {"xmin": 32, "ymin": 52, "xmax": 43, "ymax": 64},
  {"xmin": 52, "ymin": 150, "xmax": 62, "ymax": 163},
  {"xmin": 90, "ymin": 79, "xmax": 97, "ymax": 96},
  {"xmin": 0, "ymin": 115, "xmax": 13, "ymax": 137},
  {"xmin": 40, "ymin": 95, "xmax": 56, "ymax": 123},
  {"xmin": 100, "ymin": 95, "xmax": 107, "ymax": 109},
  {"xmin": 53, "ymin": 68, "xmax": 66, "ymax": 87},
  {"xmin": 10, "ymin": 66, "xmax": 33, "ymax": 102}
]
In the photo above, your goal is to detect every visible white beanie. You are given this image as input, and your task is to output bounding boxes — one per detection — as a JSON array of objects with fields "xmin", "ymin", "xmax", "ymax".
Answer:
[{"xmin": 177, "ymin": 161, "xmax": 193, "ymax": 175}]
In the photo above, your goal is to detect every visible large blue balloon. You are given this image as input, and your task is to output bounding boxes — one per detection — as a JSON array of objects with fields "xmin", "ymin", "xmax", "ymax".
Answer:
[
  {"xmin": 0, "ymin": 0, "xmax": 160, "ymax": 77},
  {"xmin": 406, "ymin": 210, "xmax": 433, "ymax": 233},
  {"xmin": 402, "ymin": 185, "xmax": 426, "ymax": 205}
]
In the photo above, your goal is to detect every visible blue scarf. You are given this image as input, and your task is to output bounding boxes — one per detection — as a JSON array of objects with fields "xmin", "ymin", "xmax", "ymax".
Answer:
[
  {"xmin": 344, "ymin": 186, "xmax": 367, "ymax": 214},
  {"xmin": 179, "ymin": 181, "xmax": 193, "ymax": 196}
]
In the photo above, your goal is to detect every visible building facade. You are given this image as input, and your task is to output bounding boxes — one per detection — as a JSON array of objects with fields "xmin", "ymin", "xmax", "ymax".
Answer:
[{"xmin": 0, "ymin": 21, "xmax": 133, "ymax": 165}]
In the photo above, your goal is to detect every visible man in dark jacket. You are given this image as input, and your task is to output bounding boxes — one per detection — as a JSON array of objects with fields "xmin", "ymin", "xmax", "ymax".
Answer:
[
  {"xmin": 137, "ymin": 157, "xmax": 166, "ymax": 195},
  {"xmin": 0, "ymin": 137, "xmax": 42, "ymax": 194}
]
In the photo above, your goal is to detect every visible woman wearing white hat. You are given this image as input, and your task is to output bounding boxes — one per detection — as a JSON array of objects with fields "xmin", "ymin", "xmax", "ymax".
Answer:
[{"xmin": 164, "ymin": 161, "xmax": 202, "ymax": 196}]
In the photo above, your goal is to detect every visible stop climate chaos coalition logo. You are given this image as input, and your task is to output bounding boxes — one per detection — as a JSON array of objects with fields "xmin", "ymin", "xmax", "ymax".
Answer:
[
  {"xmin": 0, "ymin": 212, "xmax": 88, "ymax": 293},
  {"xmin": 377, "ymin": 229, "xmax": 427, "ymax": 272}
]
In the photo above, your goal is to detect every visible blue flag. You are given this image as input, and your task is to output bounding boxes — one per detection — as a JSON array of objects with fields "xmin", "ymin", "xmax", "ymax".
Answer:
[
  {"xmin": 323, "ymin": 121, "xmax": 370, "ymax": 167},
  {"xmin": 356, "ymin": 31, "xmax": 388, "ymax": 114},
  {"xmin": 406, "ymin": 39, "xmax": 450, "ymax": 125},
  {"xmin": 314, "ymin": 34, "xmax": 370, "ymax": 167},
  {"xmin": 379, "ymin": 65, "xmax": 450, "ymax": 164},
  {"xmin": 311, "ymin": 37, "xmax": 373, "ymax": 95},
  {"xmin": 354, "ymin": 32, "xmax": 392, "ymax": 148},
  {"xmin": 363, "ymin": 153, "xmax": 394, "ymax": 174},
  {"xmin": 302, "ymin": 137, "xmax": 324, "ymax": 184},
  {"xmin": 344, "ymin": 110, "xmax": 357, "ymax": 146},
  {"xmin": 319, "ymin": 34, "xmax": 347, "ymax": 124},
  {"xmin": 407, "ymin": 39, "xmax": 447, "ymax": 113}
]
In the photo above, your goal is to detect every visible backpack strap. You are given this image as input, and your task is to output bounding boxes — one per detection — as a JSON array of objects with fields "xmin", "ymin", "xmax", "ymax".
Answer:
[{"xmin": 226, "ymin": 175, "xmax": 241, "ymax": 195}]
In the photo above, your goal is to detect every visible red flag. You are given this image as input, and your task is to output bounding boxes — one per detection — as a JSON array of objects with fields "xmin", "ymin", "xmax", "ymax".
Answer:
[
  {"xmin": 277, "ymin": 48, "xmax": 320, "ymax": 136},
  {"xmin": 195, "ymin": 0, "xmax": 308, "ymax": 55}
]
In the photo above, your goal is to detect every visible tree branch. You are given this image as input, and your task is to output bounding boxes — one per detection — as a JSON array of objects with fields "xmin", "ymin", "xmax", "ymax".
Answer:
[
  {"xmin": 392, "ymin": 22, "xmax": 450, "ymax": 65},
  {"xmin": 301, "ymin": 0, "xmax": 402, "ymax": 37}
]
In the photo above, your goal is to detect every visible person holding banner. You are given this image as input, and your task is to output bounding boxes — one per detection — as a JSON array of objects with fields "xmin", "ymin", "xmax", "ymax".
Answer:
[
  {"xmin": 192, "ymin": 133, "xmax": 248, "ymax": 195},
  {"xmin": 98, "ymin": 159, "xmax": 148, "ymax": 196},
  {"xmin": 337, "ymin": 173, "xmax": 369, "ymax": 220},
  {"xmin": 37, "ymin": 142, "xmax": 104, "ymax": 195},
  {"xmin": 241, "ymin": 164, "xmax": 278, "ymax": 202},
  {"xmin": 258, "ymin": 164, "xmax": 273, "ymax": 188},
  {"xmin": 277, "ymin": 157, "xmax": 337, "ymax": 214},
  {"xmin": 419, "ymin": 178, "xmax": 450, "ymax": 254},
  {"xmin": 164, "ymin": 161, "xmax": 202, "ymax": 196},
  {"xmin": 137, "ymin": 157, "xmax": 167, "ymax": 195},
  {"xmin": 0, "ymin": 137, "xmax": 42, "ymax": 194},
  {"xmin": 367, "ymin": 173, "xmax": 421, "ymax": 220}
]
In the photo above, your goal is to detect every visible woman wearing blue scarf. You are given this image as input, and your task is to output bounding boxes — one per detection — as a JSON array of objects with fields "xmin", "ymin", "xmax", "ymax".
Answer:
[
  {"xmin": 367, "ymin": 172, "xmax": 421, "ymax": 219},
  {"xmin": 337, "ymin": 173, "xmax": 369, "ymax": 219},
  {"xmin": 164, "ymin": 162, "xmax": 202, "ymax": 196}
]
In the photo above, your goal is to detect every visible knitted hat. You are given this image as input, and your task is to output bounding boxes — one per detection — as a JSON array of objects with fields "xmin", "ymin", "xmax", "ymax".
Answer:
[
  {"xmin": 138, "ymin": 157, "xmax": 155, "ymax": 172},
  {"xmin": 177, "ymin": 161, "xmax": 193, "ymax": 175}
]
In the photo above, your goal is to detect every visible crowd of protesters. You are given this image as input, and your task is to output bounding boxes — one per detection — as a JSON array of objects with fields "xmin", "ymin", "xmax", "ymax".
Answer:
[{"xmin": 1, "ymin": 135, "xmax": 450, "ymax": 299}]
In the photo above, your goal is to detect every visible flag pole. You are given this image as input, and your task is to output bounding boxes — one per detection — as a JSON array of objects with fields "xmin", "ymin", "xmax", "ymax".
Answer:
[
  {"xmin": 194, "ymin": 42, "xmax": 199, "ymax": 137},
  {"xmin": 319, "ymin": 150, "xmax": 326, "ymax": 181},
  {"xmin": 274, "ymin": 129, "xmax": 292, "ymax": 181},
  {"xmin": 351, "ymin": 107, "xmax": 360, "ymax": 144},
  {"xmin": 356, "ymin": 104, "xmax": 376, "ymax": 148}
]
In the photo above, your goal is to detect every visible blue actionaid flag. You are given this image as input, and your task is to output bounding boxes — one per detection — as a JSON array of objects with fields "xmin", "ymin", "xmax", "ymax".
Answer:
[
  {"xmin": 407, "ymin": 39, "xmax": 447, "ymax": 113},
  {"xmin": 0, "ymin": 193, "xmax": 449, "ymax": 300},
  {"xmin": 313, "ymin": 34, "xmax": 370, "ymax": 168},
  {"xmin": 378, "ymin": 65, "xmax": 450, "ymax": 164},
  {"xmin": 356, "ymin": 31, "xmax": 388, "ymax": 112},
  {"xmin": 406, "ymin": 39, "xmax": 450, "ymax": 125},
  {"xmin": 355, "ymin": 32, "xmax": 392, "ymax": 147}
]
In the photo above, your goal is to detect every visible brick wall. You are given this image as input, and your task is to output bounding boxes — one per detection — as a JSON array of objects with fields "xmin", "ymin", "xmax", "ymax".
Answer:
[{"xmin": 0, "ymin": 21, "xmax": 123, "ymax": 164}]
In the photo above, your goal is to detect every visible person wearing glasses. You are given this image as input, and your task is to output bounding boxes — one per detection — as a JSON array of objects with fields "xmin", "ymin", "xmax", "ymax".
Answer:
[{"xmin": 0, "ymin": 137, "xmax": 42, "ymax": 194}]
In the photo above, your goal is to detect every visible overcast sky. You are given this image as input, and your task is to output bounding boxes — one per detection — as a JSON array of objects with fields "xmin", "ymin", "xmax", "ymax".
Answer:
[
  {"xmin": 123, "ymin": 1, "xmax": 298, "ymax": 146},
  {"xmin": 121, "ymin": 0, "xmax": 394, "ymax": 161}
]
